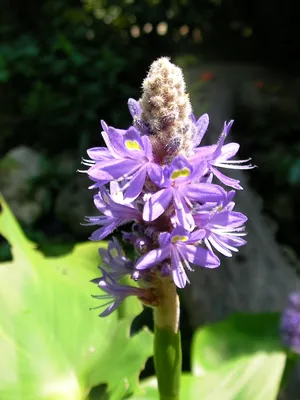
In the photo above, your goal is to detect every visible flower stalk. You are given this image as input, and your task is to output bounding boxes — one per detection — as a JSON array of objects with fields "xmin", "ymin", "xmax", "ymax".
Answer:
[{"xmin": 154, "ymin": 279, "xmax": 181, "ymax": 400}]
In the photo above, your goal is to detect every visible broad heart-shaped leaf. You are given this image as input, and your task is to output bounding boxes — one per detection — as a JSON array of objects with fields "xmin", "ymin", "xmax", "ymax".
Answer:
[
  {"xmin": 190, "ymin": 313, "xmax": 286, "ymax": 400},
  {"xmin": 191, "ymin": 313, "xmax": 283, "ymax": 374},
  {"xmin": 183, "ymin": 353, "xmax": 286, "ymax": 400},
  {"xmin": 0, "ymin": 195, "xmax": 152, "ymax": 400}
]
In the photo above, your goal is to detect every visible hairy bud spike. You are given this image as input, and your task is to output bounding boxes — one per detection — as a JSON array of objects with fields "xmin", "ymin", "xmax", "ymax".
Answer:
[{"xmin": 139, "ymin": 57, "xmax": 193, "ymax": 162}]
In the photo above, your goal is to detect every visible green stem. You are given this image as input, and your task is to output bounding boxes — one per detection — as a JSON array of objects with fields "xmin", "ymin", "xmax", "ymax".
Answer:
[{"xmin": 153, "ymin": 279, "xmax": 182, "ymax": 400}]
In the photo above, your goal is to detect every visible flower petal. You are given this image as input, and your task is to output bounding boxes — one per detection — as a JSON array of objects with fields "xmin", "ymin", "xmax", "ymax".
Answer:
[
  {"xmin": 190, "ymin": 145, "xmax": 216, "ymax": 163},
  {"xmin": 143, "ymin": 188, "xmax": 173, "ymax": 221},
  {"xmin": 208, "ymin": 234, "xmax": 233, "ymax": 257},
  {"xmin": 170, "ymin": 249, "xmax": 189, "ymax": 288},
  {"xmin": 148, "ymin": 163, "xmax": 164, "ymax": 187},
  {"xmin": 215, "ymin": 142, "xmax": 240, "ymax": 162},
  {"xmin": 135, "ymin": 246, "xmax": 170, "ymax": 270},
  {"xmin": 123, "ymin": 168, "xmax": 147, "ymax": 203},
  {"xmin": 188, "ymin": 229, "xmax": 206, "ymax": 243},
  {"xmin": 173, "ymin": 192, "xmax": 194, "ymax": 231},
  {"xmin": 213, "ymin": 120, "xmax": 234, "ymax": 158},
  {"xmin": 184, "ymin": 245, "xmax": 220, "ymax": 268},
  {"xmin": 210, "ymin": 166, "xmax": 242, "ymax": 190},
  {"xmin": 193, "ymin": 113, "xmax": 209, "ymax": 146},
  {"xmin": 88, "ymin": 159, "xmax": 138, "ymax": 181},
  {"xmin": 187, "ymin": 182, "xmax": 225, "ymax": 202},
  {"xmin": 158, "ymin": 232, "xmax": 171, "ymax": 247},
  {"xmin": 87, "ymin": 147, "xmax": 112, "ymax": 160},
  {"xmin": 128, "ymin": 98, "xmax": 141, "ymax": 118},
  {"xmin": 123, "ymin": 127, "xmax": 146, "ymax": 159},
  {"xmin": 167, "ymin": 156, "xmax": 193, "ymax": 183},
  {"xmin": 220, "ymin": 235, "xmax": 247, "ymax": 248},
  {"xmin": 141, "ymin": 135, "xmax": 153, "ymax": 160},
  {"xmin": 89, "ymin": 220, "xmax": 120, "ymax": 241},
  {"xmin": 101, "ymin": 122, "xmax": 126, "ymax": 158},
  {"xmin": 211, "ymin": 211, "xmax": 247, "ymax": 228}
]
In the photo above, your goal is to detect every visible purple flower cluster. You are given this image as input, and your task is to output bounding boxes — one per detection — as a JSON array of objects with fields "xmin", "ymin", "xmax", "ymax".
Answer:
[
  {"xmin": 280, "ymin": 292, "xmax": 300, "ymax": 353},
  {"xmin": 82, "ymin": 62, "xmax": 253, "ymax": 316}
]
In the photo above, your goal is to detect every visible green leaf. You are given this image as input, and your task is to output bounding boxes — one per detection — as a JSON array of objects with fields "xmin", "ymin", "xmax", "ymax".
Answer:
[
  {"xmin": 190, "ymin": 313, "xmax": 286, "ymax": 399},
  {"xmin": 187, "ymin": 354, "xmax": 286, "ymax": 399},
  {"xmin": 134, "ymin": 353, "xmax": 286, "ymax": 400},
  {"xmin": 191, "ymin": 313, "xmax": 283, "ymax": 374},
  {"xmin": 0, "ymin": 195, "xmax": 152, "ymax": 399},
  {"xmin": 130, "ymin": 376, "xmax": 158, "ymax": 399}
]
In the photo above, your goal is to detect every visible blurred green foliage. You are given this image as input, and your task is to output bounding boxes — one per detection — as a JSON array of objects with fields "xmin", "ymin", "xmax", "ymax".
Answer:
[
  {"xmin": 0, "ymin": 195, "xmax": 151, "ymax": 399},
  {"xmin": 1, "ymin": 0, "xmax": 298, "ymax": 156},
  {"xmin": 0, "ymin": 0, "xmax": 148, "ymax": 154}
]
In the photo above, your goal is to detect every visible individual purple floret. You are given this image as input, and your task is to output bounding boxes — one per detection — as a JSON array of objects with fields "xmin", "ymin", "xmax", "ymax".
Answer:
[
  {"xmin": 135, "ymin": 226, "xmax": 220, "ymax": 288},
  {"xmin": 83, "ymin": 185, "xmax": 141, "ymax": 241},
  {"xmin": 193, "ymin": 191, "xmax": 247, "ymax": 257},
  {"xmin": 143, "ymin": 155, "xmax": 226, "ymax": 231},
  {"xmin": 86, "ymin": 121, "xmax": 162, "ymax": 202},
  {"xmin": 279, "ymin": 292, "xmax": 300, "ymax": 353},
  {"xmin": 189, "ymin": 119, "xmax": 255, "ymax": 189},
  {"xmin": 97, "ymin": 237, "xmax": 134, "ymax": 279},
  {"xmin": 91, "ymin": 268, "xmax": 157, "ymax": 317}
]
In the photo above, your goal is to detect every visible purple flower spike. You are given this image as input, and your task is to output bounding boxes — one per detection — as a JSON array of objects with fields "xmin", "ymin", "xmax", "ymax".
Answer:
[
  {"xmin": 280, "ymin": 292, "xmax": 300, "ymax": 354},
  {"xmin": 83, "ymin": 186, "xmax": 141, "ymax": 241},
  {"xmin": 143, "ymin": 155, "xmax": 226, "ymax": 231},
  {"xmin": 135, "ymin": 226, "xmax": 220, "ymax": 288},
  {"xmin": 92, "ymin": 268, "xmax": 150, "ymax": 317},
  {"xmin": 83, "ymin": 58, "xmax": 252, "ymax": 316}
]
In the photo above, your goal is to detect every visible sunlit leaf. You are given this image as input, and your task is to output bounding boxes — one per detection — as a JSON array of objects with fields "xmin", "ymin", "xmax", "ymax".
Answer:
[{"xmin": 0, "ymin": 195, "xmax": 152, "ymax": 399}]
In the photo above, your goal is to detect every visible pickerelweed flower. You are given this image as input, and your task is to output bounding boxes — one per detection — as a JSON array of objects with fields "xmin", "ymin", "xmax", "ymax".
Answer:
[
  {"xmin": 135, "ymin": 226, "xmax": 220, "ymax": 288},
  {"xmin": 91, "ymin": 268, "xmax": 158, "ymax": 317},
  {"xmin": 188, "ymin": 119, "xmax": 254, "ymax": 189},
  {"xmin": 280, "ymin": 292, "xmax": 300, "ymax": 354},
  {"xmin": 85, "ymin": 121, "xmax": 162, "ymax": 202},
  {"xmin": 193, "ymin": 190, "xmax": 247, "ymax": 258},
  {"xmin": 83, "ymin": 183, "xmax": 141, "ymax": 241},
  {"xmin": 82, "ymin": 57, "xmax": 253, "ymax": 317},
  {"xmin": 143, "ymin": 155, "xmax": 226, "ymax": 231},
  {"xmin": 97, "ymin": 237, "xmax": 134, "ymax": 279}
]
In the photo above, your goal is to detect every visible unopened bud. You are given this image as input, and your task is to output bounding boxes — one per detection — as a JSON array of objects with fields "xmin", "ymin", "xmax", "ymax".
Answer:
[{"xmin": 140, "ymin": 57, "xmax": 194, "ymax": 162}]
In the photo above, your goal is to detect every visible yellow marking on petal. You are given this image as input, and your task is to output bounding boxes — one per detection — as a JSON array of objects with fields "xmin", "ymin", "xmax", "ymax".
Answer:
[
  {"xmin": 109, "ymin": 248, "xmax": 119, "ymax": 258},
  {"xmin": 170, "ymin": 167, "xmax": 191, "ymax": 180},
  {"xmin": 171, "ymin": 235, "xmax": 189, "ymax": 243},
  {"xmin": 125, "ymin": 140, "xmax": 142, "ymax": 151}
]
